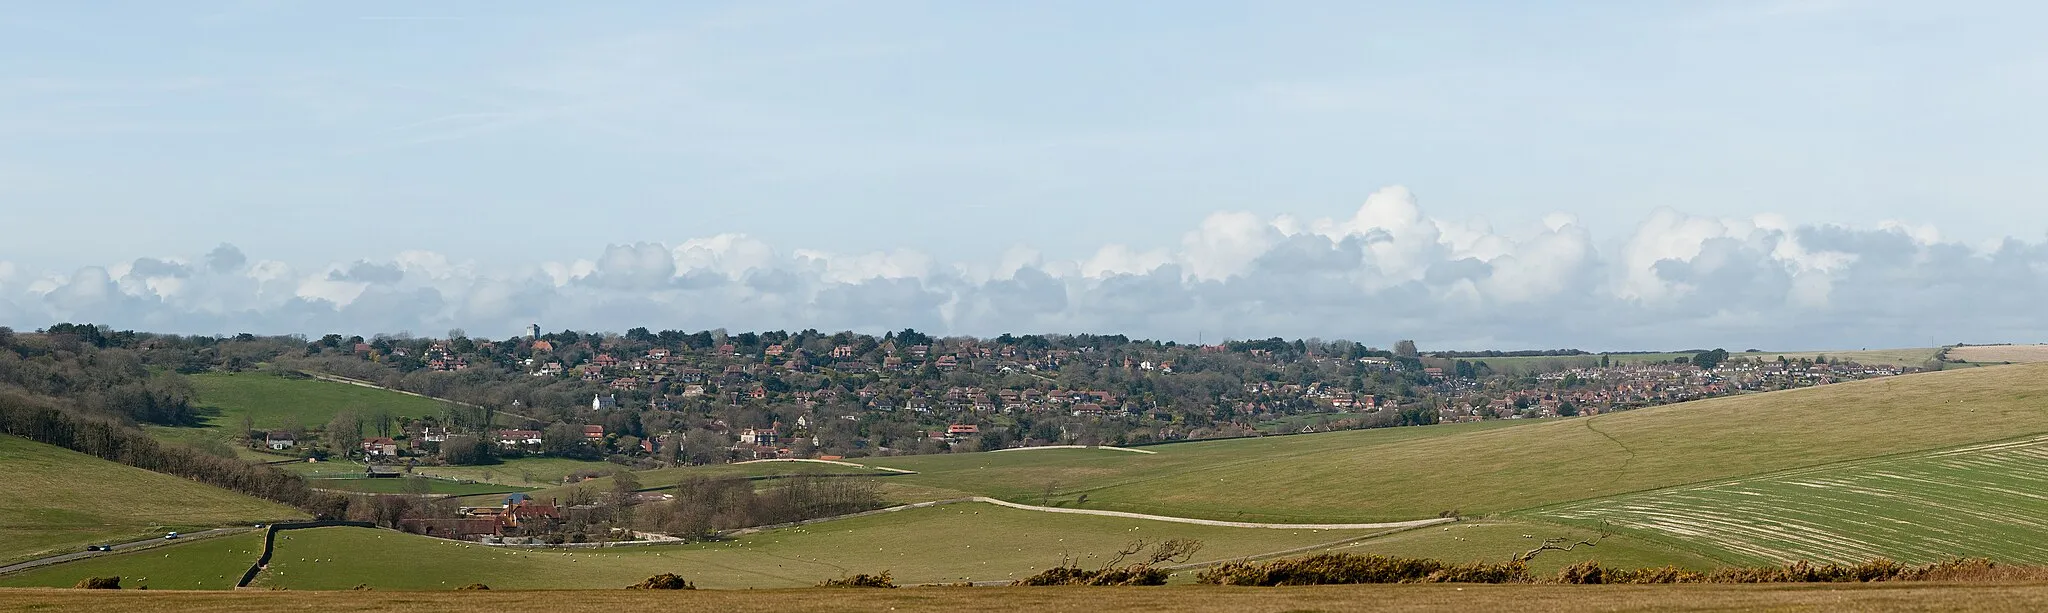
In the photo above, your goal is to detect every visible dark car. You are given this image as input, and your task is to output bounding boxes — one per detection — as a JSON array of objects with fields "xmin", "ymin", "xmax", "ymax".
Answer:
[{"xmin": 85, "ymin": 545, "xmax": 111, "ymax": 551}]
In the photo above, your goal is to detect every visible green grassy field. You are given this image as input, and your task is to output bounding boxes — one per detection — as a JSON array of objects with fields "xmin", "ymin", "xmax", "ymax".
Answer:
[
  {"xmin": 1532, "ymin": 433, "xmax": 2048, "ymax": 565},
  {"xmin": 1737, "ymin": 347, "xmax": 1945, "ymax": 367},
  {"xmin": 1321, "ymin": 520, "xmax": 1724, "ymax": 574},
  {"xmin": 13, "ymin": 583, "xmax": 2048, "ymax": 613},
  {"xmin": 861, "ymin": 364, "xmax": 2048, "ymax": 523},
  {"xmin": 309, "ymin": 477, "xmax": 532, "ymax": 496},
  {"xmin": 186, "ymin": 372, "xmax": 454, "ymax": 431},
  {"xmin": 251, "ymin": 502, "xmax": 1430, "ymax": 590},
  {"xmin": 0, "ymin": 436, "xmax": 305, "ymax": 565},
  {"xmin": 1466, "ymin": 348, "xmax": 1942, "ymax": 374},
  {"xmin": 411, "ymin": 457, "xmax": 622, "ymax": 487},
  {"xmin": 508, "ymin": 460, "xmax": 908, "ymax": 504},
  {"xmin": 0, "ymin": 532, "xmax": 264, "ymax": 590}
]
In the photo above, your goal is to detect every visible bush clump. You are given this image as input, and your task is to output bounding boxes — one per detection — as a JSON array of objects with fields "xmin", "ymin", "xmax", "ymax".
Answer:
[
  {"xmin": 457, "ymin": 583, "xmax": 491, "ymax": 590},
  {"xmin": 1553, "ymin": 558, "xmax": 2009, "ymax": 585},
  {"xmin": 1197, "ymin": 554, "xmax": 1453, "ymax": 586},
  {"xmin": 73, "ymin": 576, "xmax": 121, "ymax": 589},
  {"xmin": 818, "ymin": 572, "xmax": 896, "ymax": 588},
  {"xmin": 628, "ymin": 573, "xmax": 697, "ymax": 590},
  {"xmin": 1015, "ymin": 566, "xmax": 1169, "ymax": 586}
]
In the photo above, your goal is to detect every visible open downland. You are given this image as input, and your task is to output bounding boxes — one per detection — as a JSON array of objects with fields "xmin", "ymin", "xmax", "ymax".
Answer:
[
  {"xmin": 1949, "ymin": 345, "xmax": 2048, "ymax": 364},
  {"xmin": 0, "ymin": 435, "xmax": 304, "ymax": 565},
  {"xmin": 1737, "ymin": 348, "xmax": 1945, "ymax": 367},
  {"xmin": 186, "ymin": 371, "xmax": 453, "ymax": 431},
  {"xmin": 0, "ymin": 531, "xmax": 263, "ymax": 590},
  {"xmin": 253, "ymin": 503, "xmax": 1415, "ymax": 590},
  {"xmin": 1533, "ymin": 433, "xmax": 2048, "ymax": 565},
  {"xmin": 1320, "ymin": 520, "xmax": 1723, "ymax": 574},
  {"xmin": 868, "ymin": 364, "xmax": 2048, "ymax": 523},
  {"xmin": 8, "ymin": 583, "xmax": 2048, "ymax": 613}
]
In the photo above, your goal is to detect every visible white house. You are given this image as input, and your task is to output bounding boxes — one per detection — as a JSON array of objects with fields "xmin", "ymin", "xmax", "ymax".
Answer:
[{"xmin": 592, "ymin": 394, "xmax": 617, "ymax": 411}]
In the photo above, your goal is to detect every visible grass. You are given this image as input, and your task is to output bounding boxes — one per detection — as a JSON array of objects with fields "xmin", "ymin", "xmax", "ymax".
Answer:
[
  {"xmin": 252, "ymin": 502, "xmax": 1402, "ymax": 590},
  {"xmin": 411, "ymin": 457, "xmax": 623, "ymax": 487},
  {"xmin": 1737, "ymin": 347, "xmax": 1945, "ymax": 367},
  {"xmin": 8, "ymin": 583, "xmax": 2048, "ymax": 612},
  {"xmin": 875, "ymin": 420, "xmax": 1527, "ymax": 513},
  {"xmin": 185, "ymin": 371, "xmax": 454, "ymax": 431},
  {"xmin": 0, "ymin": 435, "xmax": 305, "ymax": 565},
  {"xmin": 0, "ymin": 532, "xmax": 264, "ymax": 590},
  {"xmin": 509, "ymin": 460, "xmax": 908, "ymax": 504},
  {"xmin": 308, "ymin": 477, "xmax": 532, "ymax": 496},
  {"xmin": 1948, "ymin": 345, "xmax": 2048, "ymax": 364},
  {"xmin": 862, "ymin": 364, "xmax": 2048, "ymax": 523},
  {"xmin": 1466, "ymin": 348, "xmax": 1944, "ymax": 374},
  {"xmin": 1321, "ymin": 520, "xmax": 1724, "ymax": 575},
  {"xmin": 1533, "ymin": 433, "xmax": 2048, "ymax": 566}
]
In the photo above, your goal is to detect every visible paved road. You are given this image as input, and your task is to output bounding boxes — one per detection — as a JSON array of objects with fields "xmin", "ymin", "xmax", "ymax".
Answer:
[{"xmin": 0, "ymin": 527, "xmax": 258, "ymax": 576}]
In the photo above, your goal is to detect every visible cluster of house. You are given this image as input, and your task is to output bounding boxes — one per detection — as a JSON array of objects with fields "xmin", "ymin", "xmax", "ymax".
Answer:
[
  {"xmin": 1446, "ymin": 360, "xmax": 1914, "ymax": 420},
  {"xmin": 401, "ymin": 493, "xmax": 563, "ymax": 540}
]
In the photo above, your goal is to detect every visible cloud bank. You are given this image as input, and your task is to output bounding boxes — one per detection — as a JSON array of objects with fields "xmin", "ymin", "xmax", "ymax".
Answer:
[{"xmin": 3, "ymin": 187, "xmax": 2043, "ymax": 350}]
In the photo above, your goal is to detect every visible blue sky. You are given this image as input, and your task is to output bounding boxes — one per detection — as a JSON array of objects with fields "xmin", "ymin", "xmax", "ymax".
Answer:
[{"xmin": 3, "ymin": 1, "xmax": 2047, "ymax": 348}]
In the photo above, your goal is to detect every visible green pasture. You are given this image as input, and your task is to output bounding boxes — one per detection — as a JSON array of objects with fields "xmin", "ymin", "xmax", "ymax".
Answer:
[
  {"xmin": 867, "ymin": 364, "xmax": 2048, "ymax": 523},
  {"xmin": 0, "ymin": 436, "xmax": 303, "ymax": 565},
  {"xmin": 1533, "ymin": 433, "xmax": 2048, "ymax": 565},
  {"xmin": 186, "ymin": 372, "xmax": 453, "ymax": 431},
  {"xmin": 0, "ymin": 531, "xmax": 264, "ymax": 590},
  {"xmin": 411, "ymin": 457, "xmax": 622, "ymax": 487},
  {"xmin": 1321, "ymin": 520, "xmax": 1723, "ymax": 574},
  {"xmin": 308, "ymin": 477, "xmax": 532, "ymax": 496},
  {"xmin": 253, "ymin": 502, "xmax": 1395, "ymax": 590}
]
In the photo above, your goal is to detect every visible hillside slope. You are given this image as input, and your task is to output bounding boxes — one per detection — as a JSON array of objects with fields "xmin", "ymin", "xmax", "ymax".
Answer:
[
  {"xmin": 0, "ymin": 435, "xmax": 305, "ymax": 565},
  {"xmin": 1534, "ymin": 433, "xmax": 2048, "ymax": 565},
  {"xmin": 872, "ymin": 364, "xmax": 2048, "ymax": 523}
]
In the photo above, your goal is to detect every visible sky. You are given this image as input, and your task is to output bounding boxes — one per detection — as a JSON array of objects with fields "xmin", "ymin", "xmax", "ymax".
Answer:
[{"xmin": 2, "ymin": 0, "xmax": 2046, "ymax": 349}]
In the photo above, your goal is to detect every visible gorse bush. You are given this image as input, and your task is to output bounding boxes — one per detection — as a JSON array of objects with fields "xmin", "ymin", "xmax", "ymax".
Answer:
[
  {"xmin": 1014, "ymin": 566, "xmax": 1170, "ymax": 586},
  {"xmin": 1197, "ymin": 554, "xmax": 1456, "ymax": 586},
  {"xmin": 627, "ymin": 573, "xmax": 696, "ymax": 590},
  {"xmin": 818, "ymin": 572, "xmax": 896, "ymax": 588},
  {"xmin": 1201, "ymin": 555, "xmax": 2031, "ymax": 586},
  {"xmin": 72, "ymin": 576, "xmax": 121, "ymax": 589},
  {"xmin": 1555, "ymin": 558, "xmax": 1976, "ymax": 585}
]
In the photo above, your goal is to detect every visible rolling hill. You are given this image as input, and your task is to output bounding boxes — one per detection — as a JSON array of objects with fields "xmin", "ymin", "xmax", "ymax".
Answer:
[
  {"xmin": 186, "ymin": 371, "xmax": 455, "ymax": 430},
  {"xmin": 870, "ymin": 363, "xmax": 2048, "ymax": 523},
  {"xmin": 0, "ymin": 435, "xmax": 305, "ymax": 565}
]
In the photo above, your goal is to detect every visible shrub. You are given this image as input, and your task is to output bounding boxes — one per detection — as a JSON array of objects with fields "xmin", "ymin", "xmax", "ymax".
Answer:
[
  {"xmin": 819, "ymin": 572, "xmax": 896, "ymax": 588},
  {"xmin": 1197, "ymin": 554, "xmax": 1449, "ymax": 586},
  {"xmin": 628, "ymin": 573, "xmax": 696, "ymax": 590},
  {"xmin": 73, "ymin": 576, "xmax": 121, "ymax": 589},
  {"xmin": 1426, "ymin": 561, "xmax": 1531, "ymax": 584},
  {"xmin": 1015, "ymin": 566, "xmax": 1169, "ymax": 586},
  {"xmin": 457, "ymin": 583, "xmax": 490, "ymax": 590}
]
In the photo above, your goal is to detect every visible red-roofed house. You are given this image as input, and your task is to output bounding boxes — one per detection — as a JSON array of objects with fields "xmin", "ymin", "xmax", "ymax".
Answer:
[
  {"xmin": 362, "ymin": 437, "xmax": 399, "ymax": 457},
  {"xmin": 582, "ymin": 425, "xmax": 606, "ymax": 441}
]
